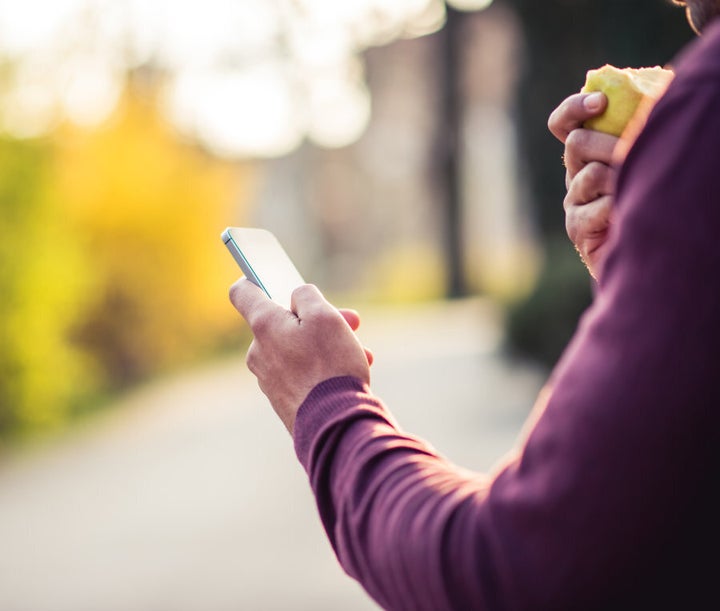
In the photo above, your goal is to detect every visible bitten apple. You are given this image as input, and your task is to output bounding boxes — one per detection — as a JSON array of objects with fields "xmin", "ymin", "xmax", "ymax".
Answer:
[{"xmin": 581, "ymin": 64, "xmax": 674, "ymax": 137}]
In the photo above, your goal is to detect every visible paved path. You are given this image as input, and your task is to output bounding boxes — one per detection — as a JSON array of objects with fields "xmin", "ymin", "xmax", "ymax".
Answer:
[{"xmin": 0, "ymin": 299, "xmax": 547, "ymax": 611}]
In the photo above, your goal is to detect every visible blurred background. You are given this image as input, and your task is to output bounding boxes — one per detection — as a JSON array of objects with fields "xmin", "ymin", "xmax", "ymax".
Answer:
[{"xmin": 0, "ymin": 0, "xmax": 694, "ymax": 609}]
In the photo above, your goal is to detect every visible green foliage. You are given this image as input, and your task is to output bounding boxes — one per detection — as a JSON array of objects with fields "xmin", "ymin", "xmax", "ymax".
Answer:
[{"xmin": 0, "ymin": 136, "xmax": 96, "ymax": 434}]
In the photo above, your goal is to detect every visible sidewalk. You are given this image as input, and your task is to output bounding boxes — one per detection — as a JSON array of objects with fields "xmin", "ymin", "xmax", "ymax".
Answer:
[{"xmin": 0, "ymin": 298, "xmax": 547, "ymax": 611}]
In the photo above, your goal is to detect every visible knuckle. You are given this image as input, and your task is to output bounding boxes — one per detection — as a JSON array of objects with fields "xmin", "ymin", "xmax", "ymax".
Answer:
[
  {"xmin": 245, "ymin": 341, "xmax": 256, "ymax": 364},
  {"xmin": 565, "ymin": 216, "xmax": 578, "ymax": 243},
  {"xmin": 578, "ymin": 161, "xmax": 597, "ymax": 183},
  {"xmin": 317, "ymin": 307, "xmax": 342, "ymax": 326},
  {"xmin": 292, "ymin": 284, "xmax": 314, "ymax": 300},
  {"xmin": 548, "ymin": 94, "xmax": 584, "ymax": 141},
  {"xmin": 303, "ymin": 301, "xmax": 333, "ymax": 324},
  {"xmin": 245, "ymin": 341, "xmax": 262, "ymax": 373},
  {"xmin": 565, "ymin": 216, "xmax": 587, "ymax": 254},
  {"xmin": 564, "ymin": 128, "xmax": 588, "ymax": 159},
  {"xmin": 563, "ymin": 131, "xmax": 589, "ymax": 177},
  {"xmin": 250, "ymin": 310, "xmax": 274, "ymax": 337},
  {"xmin": 295, "ymin": 283, "xmax": 323, "ymax": 302},
  {"xmin": 569, "ymin": 162, "xmax": 605, "ymax": 203},
  {"xmin": 547, "ymin": 107, "xmax": 561, "ymax": 136},
  {"xmin": 584, "ymin": 161, "xmax": 609, "ymax": 187}
]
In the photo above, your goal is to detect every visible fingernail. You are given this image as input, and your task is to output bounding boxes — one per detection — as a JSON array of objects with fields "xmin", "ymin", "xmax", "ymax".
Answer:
[{"xmin": 584, "ymin": 92, "xmax": 604, "ymax": 112}]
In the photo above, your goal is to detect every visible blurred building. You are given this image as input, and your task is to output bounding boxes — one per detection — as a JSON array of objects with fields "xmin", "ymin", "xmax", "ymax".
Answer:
[{"xmin": 252, "ymin": 3, "xmax": 540, "ymax": 304}]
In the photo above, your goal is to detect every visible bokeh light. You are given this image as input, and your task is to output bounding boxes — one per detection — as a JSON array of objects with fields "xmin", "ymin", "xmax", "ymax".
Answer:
[
  {"xmin": 448, "ymin": 0, "xmax": 494, "ymax": 11},
  {"xmin": 0, "ymin": 0, "xmax": 476, "ymax": 157}
]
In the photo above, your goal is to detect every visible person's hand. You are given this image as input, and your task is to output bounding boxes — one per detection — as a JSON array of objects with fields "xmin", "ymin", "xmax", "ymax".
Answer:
[
  {"xmin": 229, "ymin": 279, "xmax": 372, "ymax": 434},
  {"xmin": 548, "ymin": 91, "xmax": 620, "ymax": 279}
]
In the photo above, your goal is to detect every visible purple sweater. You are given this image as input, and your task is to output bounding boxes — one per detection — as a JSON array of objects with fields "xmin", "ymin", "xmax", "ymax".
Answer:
[{"xmin": 293, "ymin": 22, "xmax": 720, "ymax": 611}]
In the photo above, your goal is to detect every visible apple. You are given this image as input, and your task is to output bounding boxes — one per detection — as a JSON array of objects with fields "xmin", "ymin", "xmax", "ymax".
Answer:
[{"xmin": 581, "ymin": 64, "xmax": 674, "ymax": 137}]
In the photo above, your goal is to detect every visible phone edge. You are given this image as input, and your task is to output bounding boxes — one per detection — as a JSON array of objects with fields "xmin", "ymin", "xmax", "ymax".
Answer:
[{"xmin": 221, "ymin": 227, "xmax": 272, "ymax": 298}]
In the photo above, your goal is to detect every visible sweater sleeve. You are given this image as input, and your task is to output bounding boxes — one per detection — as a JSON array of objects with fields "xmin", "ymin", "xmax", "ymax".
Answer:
[
  {"xmin": 292, "ymin": 26, "xmax": 720, "ymax": 611},
  {"xmin": 294, "ymin": 376, "xmax": 503, "ymax": 610}
]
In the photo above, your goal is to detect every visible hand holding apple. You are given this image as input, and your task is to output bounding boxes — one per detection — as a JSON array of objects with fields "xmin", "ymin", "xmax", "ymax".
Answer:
[{"xmin": 581, "ymin": 64, "xmax": 674, "ymax": 137}]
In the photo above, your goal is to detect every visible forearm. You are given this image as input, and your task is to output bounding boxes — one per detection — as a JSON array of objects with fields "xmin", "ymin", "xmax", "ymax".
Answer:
[{"xmin": 295, "ymin": 376, "xmax": 499, "ymax": 611}]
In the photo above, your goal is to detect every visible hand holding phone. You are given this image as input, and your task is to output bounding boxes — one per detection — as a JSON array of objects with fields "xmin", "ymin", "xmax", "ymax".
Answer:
[{"xmin": 221, "ymin": 227, "xmax": 305, "ymax": 310}]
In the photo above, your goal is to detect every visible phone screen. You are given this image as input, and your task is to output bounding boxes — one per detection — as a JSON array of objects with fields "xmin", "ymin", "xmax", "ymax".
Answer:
[{"xmin": 222, "ymin": 227, "xmax": 305, "ymax": 310}]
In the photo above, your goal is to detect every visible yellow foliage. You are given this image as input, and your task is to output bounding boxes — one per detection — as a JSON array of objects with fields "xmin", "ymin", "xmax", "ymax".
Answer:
[
  {"xmin": 0, "ymin": 137, "xmax": 96, "ymax": 432},
  {"xmin": 53, "ymin": 78, "xmax": 255, "ymax": 386},
  {"xmin": 364, "ymin": 242, "xmax": 445, "ymax": 304}
]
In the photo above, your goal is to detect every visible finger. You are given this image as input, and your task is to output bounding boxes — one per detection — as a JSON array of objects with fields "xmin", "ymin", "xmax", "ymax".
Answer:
[
  {"xmin": 566, "ymin": 194, "xmax": 613, "ymax": 248},
  {"xmin": 564, "ymin": 161, "xmax": 615, "ymax": 211},
  {"xmin": 290, "ymin": 284, "xmax": 333, "ymax": 318},
  {"xmin": 567, "ymin": 195, "xmax": 612, "ymax": 231},
  {"xmin": 339, "ymin": 308, "xmax": 361, "ymax": 331},
  {"xmin": 229, "ymin": 277, "xmax": 282, "ymax": 329},
  {"xmin": 339, "ymin": 309, "xmax": 372, "ymax": 364},
  {"xmin": 364, "ymin": 347, "xmax": 374, "ymax": 367},
  {"xmin": 563, "ymin": 128, "xmax": 619, "ymax": 181},
  {"xmin": 245, "ymin": 338, "xmax": 261, "ymax": 376},
  {"xmin": 548, "ymin": 92, "xmax": 607, "ymax": 142}
]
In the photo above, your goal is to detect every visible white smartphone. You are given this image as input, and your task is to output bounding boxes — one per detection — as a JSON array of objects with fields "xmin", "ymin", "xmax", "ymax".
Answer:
[{"xmin": 221, "ymin": 227, "xmax": 305, "ymax": 310}]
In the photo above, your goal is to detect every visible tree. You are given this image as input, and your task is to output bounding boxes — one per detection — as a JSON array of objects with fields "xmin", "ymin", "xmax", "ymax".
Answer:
[
  {"xmin": 0, "ymin": 71, "xmax": 255, "ymax": 439},
  {"xmin": 55, "ymin": 73, "xmax": 253, "ymax": 388},
  {"xmin": 0, "ymin": 136, "xmax": 94, "ymax": 434}
]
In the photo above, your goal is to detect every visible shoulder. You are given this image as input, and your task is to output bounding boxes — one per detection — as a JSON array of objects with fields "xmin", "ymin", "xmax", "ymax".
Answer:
[
  {"xmin": 605, "ymin": 26, "xmax": 720, "ymax": 285},
  {"xmin": 616, "ymin": 24, "xmax": 720, "ymax": 202},
  {"xmin": 669, "ymin": 18, "xmax": 720, "ymax": 80},
  {"xmin": 614, "ymin": 23, "xmax": 720, "ymax": 187}
]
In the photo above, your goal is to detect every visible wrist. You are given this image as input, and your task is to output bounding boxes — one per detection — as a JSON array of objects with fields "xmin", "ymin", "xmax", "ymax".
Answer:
[{"xmin": 293, "ymin": 376, "xmax": 378, "ymax": 467}]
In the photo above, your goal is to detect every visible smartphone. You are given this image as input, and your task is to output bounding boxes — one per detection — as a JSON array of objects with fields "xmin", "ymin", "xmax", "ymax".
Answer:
[{"xmin": 221, "ymin": 227, "xmax": 305, "ymax": 310}]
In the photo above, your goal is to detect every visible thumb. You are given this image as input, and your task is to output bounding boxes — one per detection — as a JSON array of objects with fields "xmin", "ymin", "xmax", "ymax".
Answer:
[{"xmin": 229, "ymin": 277, "xmax": 278, "ymax": 327}]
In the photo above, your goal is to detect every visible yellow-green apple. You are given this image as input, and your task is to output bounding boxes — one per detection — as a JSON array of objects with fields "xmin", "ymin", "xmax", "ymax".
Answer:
[{"xmin": 581, "ymin": 64, "xmax": 674, "ymax": 137}]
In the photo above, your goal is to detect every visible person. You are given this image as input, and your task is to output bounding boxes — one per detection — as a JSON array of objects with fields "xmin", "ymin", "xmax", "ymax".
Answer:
[{"xmin": 229, "ymin": 1, "xmax": 720, "ymax": 608}]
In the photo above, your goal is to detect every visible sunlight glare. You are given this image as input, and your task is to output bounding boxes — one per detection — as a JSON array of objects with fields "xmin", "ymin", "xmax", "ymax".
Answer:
[
  {"xmin": 60, "ymin": 59, "xmax": 123, "ymax": 127},
  {"xmin": 293, "ymin": 0, "xmax": 436, "ymax": 46},
  {"xmin": 403, "ymin": 0, "xmax": 447, "ymax": 38},
  {"xmin": 0, "ymin": 0, "xmax": 83, "ymax": 56},
  {"xmin": 1, "ymin": 75, "xmax": 58, "ymax": 139},
  {"xmin": 164, "ymin": 65, "xmax": 303, "ymax": 158},
  {"xmin": 0, "ymin": 0, "xmax": 494, "ymax": 156},
  {"xmin": 307, "ymin": 75, "xmax": 371, "ymax": 148},
  {"xmin": 447, "ymin": 0, "xmax": 494, "ymax": 12},
  {"xmin": 125, "ymin": 0, "xmax": 279, "ymax": 70}
]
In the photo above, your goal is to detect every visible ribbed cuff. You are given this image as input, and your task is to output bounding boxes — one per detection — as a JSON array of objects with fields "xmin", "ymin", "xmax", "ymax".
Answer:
[{"xmin": 293, "ymin": 375, "xmax": 375, "ymax": 468}]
